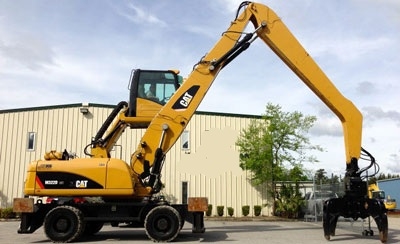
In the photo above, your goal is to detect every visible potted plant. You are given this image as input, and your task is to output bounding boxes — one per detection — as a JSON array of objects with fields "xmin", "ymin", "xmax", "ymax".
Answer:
[
  {"xmin": 242, "ymin": 205, "xmax": 250, "ymax": 216},
  {"xmin": 206, "ymin": 204, "xmax": 213, "ymax": 216},
  {"xmin": 227, "ymin": 207, "xmax": 234, "ymax": 217},
  {"xmin": 217, "ymin": 206, "xmax": 224, "ymax": 216},
  {"xmin": 254, "ymin": 205, "xmax": 262, "ymax": 216}
]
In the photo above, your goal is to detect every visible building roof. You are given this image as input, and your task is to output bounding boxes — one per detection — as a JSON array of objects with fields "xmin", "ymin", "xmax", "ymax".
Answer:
[{"xmin": 0, "ymin": 103, "xmax": 262, "ymax": 119}]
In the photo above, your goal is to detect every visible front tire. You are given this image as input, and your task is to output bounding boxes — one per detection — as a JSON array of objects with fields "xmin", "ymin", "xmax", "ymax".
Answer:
[
  {"xmin": 44, "ymin": 205, "xmax": 85, "ymax": 243},
  {"xmin": 145, "ymin": 205, "xmax": 181, "ymax": 242}
]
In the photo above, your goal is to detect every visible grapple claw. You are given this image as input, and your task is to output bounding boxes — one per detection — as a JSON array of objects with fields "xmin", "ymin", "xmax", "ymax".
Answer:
[
  {"xmin": 323, "ymin": 195, "xmax": 388, "ymax": 243},
  {"xmin": 374, "ymin": 213, "xmax": 388, "ymax": 243}
]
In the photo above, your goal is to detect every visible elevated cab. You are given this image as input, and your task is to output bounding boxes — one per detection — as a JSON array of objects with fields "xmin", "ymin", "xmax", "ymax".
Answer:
[{"xmin": 127, "ymin": 69, "xmax": 182, "ymax": 128}]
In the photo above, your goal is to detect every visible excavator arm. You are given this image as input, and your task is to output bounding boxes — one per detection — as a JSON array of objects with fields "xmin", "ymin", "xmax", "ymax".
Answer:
[
  {"xmin": 130, "ymin": 2, "xmax": 387, "ymax": 242},
  {"xmin": 132, "ymin": 2, "xmax": 362, "ymax": 187}
]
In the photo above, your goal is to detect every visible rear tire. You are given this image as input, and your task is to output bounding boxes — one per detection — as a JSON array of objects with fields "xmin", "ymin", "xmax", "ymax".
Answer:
[
  {"xmin": 144, "ymin": 205, "xmax": 181, "ymax": 242},
  {"xmin": 44, "ymin": 205, "xmax": 85, "ymax": 243}
]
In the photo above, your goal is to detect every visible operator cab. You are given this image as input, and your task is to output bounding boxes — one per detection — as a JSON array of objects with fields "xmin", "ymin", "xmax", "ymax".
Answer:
[
  {"xmin": 128, "ymin": 69, "xmax": 182, "ymax": 118},
  {"xmin": 371, "ymin": 190, "xmax": 385, "ymax": 200}
]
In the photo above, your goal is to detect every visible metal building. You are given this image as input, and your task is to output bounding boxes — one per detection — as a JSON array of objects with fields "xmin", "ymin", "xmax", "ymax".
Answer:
[
  {"xmin": 0, "ymin": 103, "xmax": 271, "ymax": 217},
  {"xmin": 377, "ymin": 178, "xmax": 400, "ymax": 209}
]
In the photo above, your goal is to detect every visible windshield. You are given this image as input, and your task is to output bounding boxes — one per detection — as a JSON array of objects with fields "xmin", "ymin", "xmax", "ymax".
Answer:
[{"xmin": 137, "ymin": 71, "xmax": 180, "ymax": 104}]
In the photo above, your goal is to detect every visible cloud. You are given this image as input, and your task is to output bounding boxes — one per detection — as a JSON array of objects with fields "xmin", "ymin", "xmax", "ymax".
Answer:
[
  {"xmin": 363, "ymin": 106, "xmax": 400, "ymax": 126},
  {"xmin": 310, "ymin": 117, "xmax": 342, "ymax": 137},
  {"xmin": 356, "ymin": 81, "xmax": 376, "ymax": 95},
  {"xmin": 0, "ymin": 31, "xmax": 56, "ymax": 71},
  {"xmin": 309, "ymin": 36, "xmax": 393, "ymax": 62},
  {"xmin": 387, "ymin": 153, "xmax": 400, "ymax": 174},
  {"xmin": 113, "ymin": 2, "xmax": 167, "ymax": 27}
]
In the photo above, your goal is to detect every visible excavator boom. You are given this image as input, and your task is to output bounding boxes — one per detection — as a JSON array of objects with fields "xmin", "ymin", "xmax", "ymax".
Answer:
[
  {"xmin": 130, "ymin": 2, "xmax": 387, "ymax": 242},
  {"xmin": 132, "ymin": 2, "xmax": 361, "ymax": 186}
]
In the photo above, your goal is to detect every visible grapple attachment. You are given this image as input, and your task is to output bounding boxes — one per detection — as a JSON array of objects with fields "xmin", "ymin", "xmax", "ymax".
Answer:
[
  {"xmin": 323, "ymin": 194, "xmax": 388, "ymax": 243},
  {"xmin": 323, "ymin": 150, "xmax": 388, "ymax": 243}
]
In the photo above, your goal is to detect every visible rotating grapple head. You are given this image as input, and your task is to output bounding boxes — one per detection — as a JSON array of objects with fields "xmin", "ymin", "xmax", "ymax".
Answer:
[{"xmin": 322, "ymin": 149, "xmax": 388, "ymax": 243}]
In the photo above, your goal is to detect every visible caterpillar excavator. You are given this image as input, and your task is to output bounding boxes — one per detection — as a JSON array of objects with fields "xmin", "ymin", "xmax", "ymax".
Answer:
[{"xmin": 13, "ymin": 1, "xmax": 387, "ymax": 243}]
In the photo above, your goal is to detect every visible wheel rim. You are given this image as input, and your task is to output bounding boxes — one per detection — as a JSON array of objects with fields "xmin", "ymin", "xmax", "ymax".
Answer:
[
  {"xmin": 54, "ymin": 218, "xmax": 70, "ymax": 232},
  {"xmin": 154, "ymin": 216, "xmax": 171, "ymax": 233}
]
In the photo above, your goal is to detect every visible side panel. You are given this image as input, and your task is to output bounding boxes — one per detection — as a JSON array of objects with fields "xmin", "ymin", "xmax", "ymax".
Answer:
[{"xmin": 25, "ymin": 158, "xmax": 135, "ymax": 197}]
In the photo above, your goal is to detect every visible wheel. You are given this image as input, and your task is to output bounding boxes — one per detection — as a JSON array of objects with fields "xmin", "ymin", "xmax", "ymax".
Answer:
[
  {"xmin": 44, "ymin": 205, "xmax": 85, "ymax": 243},
  {"xmin": 144, "ymin": 205, "xmax": 181, "ymax": 242},
  {"xmin": 83, "ymin": 221, "xmax": 104, "ymax": 235}
]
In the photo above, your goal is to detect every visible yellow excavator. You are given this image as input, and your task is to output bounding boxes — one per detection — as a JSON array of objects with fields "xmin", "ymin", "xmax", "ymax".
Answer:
[
  {"xmin": 13, "ymin": 1, "xmax": 387, "ymax": 243},
  {"xmin": 369, "ymin": 183, "xmax": 397, "ymax": 211}
]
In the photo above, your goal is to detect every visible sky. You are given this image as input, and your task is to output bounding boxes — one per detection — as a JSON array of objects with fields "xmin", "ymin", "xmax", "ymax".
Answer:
[{"xmin": 1, "ymin": 0, "xmax": 399, "ymax": 177}]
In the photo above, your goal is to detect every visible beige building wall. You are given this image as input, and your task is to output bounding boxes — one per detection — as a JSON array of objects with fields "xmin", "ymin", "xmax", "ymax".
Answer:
[{"xmin": 0, "ymin": 103, "xmax": 271, "ymax": 217}]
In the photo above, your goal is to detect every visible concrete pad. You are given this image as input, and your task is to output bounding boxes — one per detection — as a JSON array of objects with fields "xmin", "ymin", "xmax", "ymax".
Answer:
[{"xmin": 0, "ymin": 216, "xmax": 398, "ymax": 243}]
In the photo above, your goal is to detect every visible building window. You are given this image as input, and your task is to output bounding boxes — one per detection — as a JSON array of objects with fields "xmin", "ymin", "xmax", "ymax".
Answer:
[
  {"xmin": 181, "ymin": 130, "xmax": 190, "ymax": 151},
  {"xmin": 27, "ymin": 132, "xmax": 36, "ymax": 151},
  {"xmin": 182, "ymin": 181, "xmax": 188, "ymax": 204}
]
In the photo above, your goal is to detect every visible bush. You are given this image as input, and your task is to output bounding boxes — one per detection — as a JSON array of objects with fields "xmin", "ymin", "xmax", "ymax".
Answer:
[
  {"xmin": 217, "ymin": 206, "xmax": 224, "ymax": 216},
  {"xmin": 242, "ymin": 205, "xmax": 250, "ymax": 216},
  {"xmin": 254, "ymin": 205, "xmax": 262, "ymax": 216},
  {"xmin": 206, "ymin": 204, "xmax": 213, "ymax": 216},
  {"xmin": 227, "ymin": 207, "xmax": 234, "ymax": 217},
  {"xmin": 0, "ymin": 207, "xmax": 16, "ymax": 219}
]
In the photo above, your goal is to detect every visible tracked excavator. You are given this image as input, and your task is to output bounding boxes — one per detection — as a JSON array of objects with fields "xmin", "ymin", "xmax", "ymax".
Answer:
[{"xmin": 13, "ymin": 1, "xmax": 387, "ymax": 243}]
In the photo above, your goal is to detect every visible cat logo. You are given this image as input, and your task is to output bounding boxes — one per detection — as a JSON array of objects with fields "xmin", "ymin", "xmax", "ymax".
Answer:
[
  {"xmin": 179, "ymin": 92, "xmax": 193, "ymax": 107},
  {"xmin": 172, "ymin": 85, "xmax": 200, "ymax": 111},
  {"xmin": 76, "ymin": 180, "xmax": 88, "ymax": 188}
]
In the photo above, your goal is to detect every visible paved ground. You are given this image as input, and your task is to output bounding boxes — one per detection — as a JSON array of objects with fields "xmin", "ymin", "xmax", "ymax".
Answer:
[{"xmin": 0, "ymin": 216, "xmax": 399, "ymax": 243}]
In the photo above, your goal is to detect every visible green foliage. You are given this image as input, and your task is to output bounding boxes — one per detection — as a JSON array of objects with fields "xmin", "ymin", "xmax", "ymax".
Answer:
[
  {"xmin": 237, "ymin": 119, "xmax": 272, "ymax": 185},
  {"xmin": 274, "ymin": 183, "xmax": 304, "ymax": 218},
  {"xmin": 227, "ymin": 207, "xmax": 234, "ymax": 217},
  {"xmin": 254, "ymin": 205, "xmax": 262, "ymax": 216},
  {"xmin": 314, "ymin": 168, "xmax": 329, "ymax": 184},
  {"xmin": 236, "ymin": 103, "xmax": 321, "ymax": 185},
  {"xmin": 206, "ymin": 204, "xmax": 213, "ymax": 216},
  {"xmin": 0, "ymin": 207, "xmax": 16, "ymax": 219},
  {"xmin": 216, "ymin": 206, "xmax": 224, "ymax": 216},
  {"xmin": 369, "ymin": 174, "xmax": 400, "ymax": 185},
  {"xmin": 242, "ymin": 205, "xmax": 250, "ymax": 216}
]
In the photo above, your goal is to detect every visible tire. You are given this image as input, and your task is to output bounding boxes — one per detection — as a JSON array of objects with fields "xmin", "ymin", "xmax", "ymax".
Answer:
[
  {"xmin": 144, "ymin": 205, "xmax": 181, "ymax": 242},
  {"xmin": 83, "ymin": 221, "xmax": 104, "ymax": 235},
  {"xmin": 44, "ymin": 205, "xmax": 85, "ymax": 243}
]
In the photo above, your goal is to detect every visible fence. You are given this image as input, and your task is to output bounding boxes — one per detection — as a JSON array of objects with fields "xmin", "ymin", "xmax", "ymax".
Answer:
[{"xmin": 303, "ymin": 182, "xmax": 345, "ymax": 222}]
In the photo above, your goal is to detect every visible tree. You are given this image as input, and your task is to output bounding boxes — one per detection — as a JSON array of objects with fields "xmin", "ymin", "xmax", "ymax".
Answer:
[
  {"xmin": 236, "ymin": 103, "xmax": 322, "ymax": 185},
  {"xmin": 314, "ymin": 169, "xmax": 329, "ymax": 184},
  {"xmin": 236, "ymin": 103, "xmax": 322, "ymax": 217},
  {"xmin": 289, "ymin": 165, "xmax": 309, "ymax": 182},
  {"xmin": 275, "ymin": 183, "xmax": 304, "ymax": 218}
]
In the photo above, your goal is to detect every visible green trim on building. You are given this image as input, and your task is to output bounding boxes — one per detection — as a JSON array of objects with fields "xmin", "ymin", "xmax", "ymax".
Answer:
[
  {"xmin": 0, "ymin": 103, "xmax": 116, "ymax": 114},
  {"xmin": 0, "ymin": 103, "xmax": 262, "ymax": 119}
]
